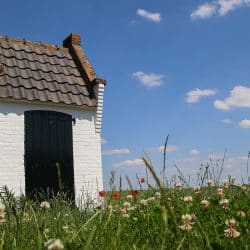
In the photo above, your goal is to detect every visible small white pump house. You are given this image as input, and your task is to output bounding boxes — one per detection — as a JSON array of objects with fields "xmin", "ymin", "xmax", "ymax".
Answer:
[{"xmin": 0, "ymin": 33, "xmax": 106, "ymax": 201}]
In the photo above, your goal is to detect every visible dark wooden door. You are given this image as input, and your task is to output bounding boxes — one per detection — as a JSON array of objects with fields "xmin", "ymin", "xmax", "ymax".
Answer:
[{"xmin": 24, "ymin": 110, "xmax": 75, "ymax": 200}]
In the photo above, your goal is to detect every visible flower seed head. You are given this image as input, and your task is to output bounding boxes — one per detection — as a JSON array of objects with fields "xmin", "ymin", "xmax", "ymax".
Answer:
[
  {"xmin": 40, "ymin": 201, "xmax": 51, "ymax": 210},
  {"xmin": 154, "ymin": 192, "xmax": 161, "ymax": 199},
  {"xmin": 45, "ymin": 239, "xmax": 64, "ymax": 250},
  {"xmin": 201, "ymin": 199, "xmax": 209, "ymax": 208},
  {"xmin": 193, "ymin": 185, "xmax": 201, "ymax": 194},
  {"xmin": 207, "ymin": 179, "xmax": 214, "ymax": 187},
  {"xmin": 123, "ymin": 202, "xmax": 131, "ymax": 209}
]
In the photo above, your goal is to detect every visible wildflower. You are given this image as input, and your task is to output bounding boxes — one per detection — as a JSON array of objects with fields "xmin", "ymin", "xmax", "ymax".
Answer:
[
  {"xmin": 123, "ymin": 202, "xmax": 131, "ymax": 209},
  {"xmin": 147, "ymin": 197, "xmax": 155, "ymax": 202},
  {"xmin": 237, "ymin": 211, "xmax": 246, "ymax": 218},
  {"xmin": 225, "ymin": 218, "xmax": 237, "ymax": 227},
  {"xmin": 179, "ymin": 214, "xmax": 194, "ymax": 231},
  {"xmin": 22, "ymin": 212, "xmax": 31, "ymax": 223},
  {"xmin": 140, "ymin": 177, "xmax": 145, "ymax": 183},
  {"xmin": 45, "ymin": 239, "xmax": 64, "ymax": 250},
  {"xmin": 40, "ymin": 201, "xmax": 51, "ymax": 210},
  {"xmin": 191, "ymin": 213, "xmax": 196, "ymax": 220},
  {"xmin": 140, "ymin": 199, "xmax": 148, "ymax": 206},
  {"xmin": 230, "ymin": 176, "xmax": 236, "ymax": 184},
  {"xmin": 222, "ymin": 180, "xmax": 229, "ymax": 189},
  {"xmin": 108, "ymin": 205, "xmax": 113, "ymax": 210},
  {"xmin": 219, "ymin": 199, "xmax": 229, "ymax": 209},
  {"xmin": 201, "ymin": 199, "xmax": 209, "ymax": 208},
  {"xmin": 193, "ymin": 185, "xmax": 201, "ymax": 194},
  {"xmin": 99, "ymin": 191, "xmax": 105, "ymax": 197},
  {"xmin": 207, "ymin": 179, "xmax": 214, "ymax": 187},
  {"xmin": 62, "ymin": 225, "xmax": 70, "ymax": 233},
  {"xmin": 224, "ymin": 219, "xmax": 240, "ymax": 238},
  {"xmin": 44, "ymin": 228, "xmax": 49, "ymax": 238},
  {"xmin": 175, "ymin": 183, "xmax": 183, "ymax": 190},
  {"xmin": 0, "ymin": 202, "xmax": 6, "ymax": 223},
  {"xmin": 120, "ymin": 208, "xmax": 127, "ymax": 214},
  {"xmin": 127, "ymin": 206, "xmax": 135, "ymax": 211},
  {"xmin": 132, "ymin": 217, "xmax": 138, "ymax": 221},
  {"xmin": 122, "ymin": 213, "xmax": 129, "ymax": 218},
  {"xmin": 127, "ymin": 194, "xmax": 133, "ymax": 200},
  {"xmin": 241, "ymin": 185, "xmax": 247, "ymax": 191},
  {"xmin": 64, "ymin": 213, "xmax": 69, "ymax": 218},
  {"xmin": 130, "ymin": 190, "xmax": 139, "ymax": 197},
  {"xmin": 217, "ymin": 188, "xmax": 224, "ymax": 196},
  {"xmin": 154, "ymin": 192, "xmax": 161, "ymax": 199},
  {"xmin": 112, "ymin": 192, "xmax": 120, "ymax": 199},
  {"xmin": 183, "ymin": 196, "xmax": 193, "ymax": 205}
]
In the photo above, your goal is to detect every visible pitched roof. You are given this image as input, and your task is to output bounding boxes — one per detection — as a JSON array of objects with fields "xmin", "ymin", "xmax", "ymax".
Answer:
[{"xmin": 0, "ymin": 33, "xmax": 105, "ymax": 107}]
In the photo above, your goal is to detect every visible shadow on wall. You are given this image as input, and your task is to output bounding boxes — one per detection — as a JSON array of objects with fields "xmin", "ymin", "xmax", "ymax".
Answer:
[{"xmin": 0, "ymin": 100, "xmax": 93, "ymax": 122}]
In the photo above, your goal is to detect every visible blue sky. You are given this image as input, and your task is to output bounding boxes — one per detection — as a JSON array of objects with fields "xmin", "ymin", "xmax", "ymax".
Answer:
[{"xmin": 1, "ymin": 0, "xmax": 250, "ymax": 188}]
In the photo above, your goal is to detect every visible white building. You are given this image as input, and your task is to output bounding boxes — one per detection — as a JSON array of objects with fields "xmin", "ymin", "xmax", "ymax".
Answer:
[{"xmin": 0, "ymin": 33, "xmax": 106, "ymax": 203}]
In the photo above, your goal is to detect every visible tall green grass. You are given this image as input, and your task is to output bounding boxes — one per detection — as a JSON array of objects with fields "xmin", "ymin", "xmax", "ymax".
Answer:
[{"xmin": 0, "ymin": 158, "xmax": 249, "ymax": 249}]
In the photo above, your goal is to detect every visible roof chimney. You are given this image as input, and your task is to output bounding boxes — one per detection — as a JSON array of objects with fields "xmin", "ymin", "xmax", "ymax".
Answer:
[{"xmin": 63, "ymin": 33, "xmax": 81, "ymax": 47}]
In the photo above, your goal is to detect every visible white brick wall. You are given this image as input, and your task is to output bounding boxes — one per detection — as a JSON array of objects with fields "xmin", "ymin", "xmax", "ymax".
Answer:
[{"xmin": 0, "ymin": 100, "xmax": 103, "ymax": 203}]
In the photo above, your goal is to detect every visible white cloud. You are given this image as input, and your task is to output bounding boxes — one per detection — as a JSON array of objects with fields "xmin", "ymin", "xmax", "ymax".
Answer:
[
  {"xmin": 224, "ymin": 156, "xmax": 248, "ymax": 172},
  {"xmin": 239, "ymin": 119, "xmax": 250, "ymax": 128},
  {"xmin": 218, "ymin": 0, "xmax": 250, "ymax": 16},
  {"xmin": 159, "ymin": 145, "xmax": 179, "ymax": 153},
  {"xmin": 102, "ymin": 148, "xmax": 130, "ymax": 156},
  {"xmin": 174, "ymin": 154, "xmax": 248, "ymax": 183},
  {"xmin": 222, "ymin": 119, "xmax": 233, "ymax": 124},
  {"xmin": 136, "ymin": 9, "xmax": 161, "ymax": 23},
  {"xmin": 208, "ymin": 153, "xmax": 225, "ymax": 160},
  {"xmin": 133, "ymin": 71, "xmax": 164, "ymax": 88},
  {"xmin": 191, "ymin": 3, "xmax": 217, "ymax": 20},
  {"xmin": 190, "ymin": 149, "xmax": 200, "ymax": 155},
  {"xmin": 191, "ymin": 0, "xmax": 250, "ymax": 20},
  {"xmin": 101, "ymin": 138, "xmax": 107, "ymax": 144},
  {"xmin": 112, "ymin": 158, "xmax": 144, "ymax": 168},
  {"xmin": 186, "ymin": 88, "xmax": 217, "ymax": 103},
  {"xmin": 214, "ymin": 86, "xmax": 250, "ymax": 111},
  {"xmin": 214, "ymin": 100, "xmax": 230, "ymax": 110}
]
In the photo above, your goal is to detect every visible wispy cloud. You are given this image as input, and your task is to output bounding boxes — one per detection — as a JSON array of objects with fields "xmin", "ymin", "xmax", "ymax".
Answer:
[
  {"xmin": 222, "ymin": 119, "xmax": 233, "ymax": 124},
  {"xmin": 186, "ymin": 88, "xmax": 217, "ymax": 103},
  {"xmin": 112, "ymin": 158, "xmax": 144, "ymax": 168},
  {"xmin": 191, "ymin": 3, "xmax": 217, "ymax": 20},
  {"xmin": 102, "ymin": 148, "xmax": 130, "ymax": 156},
  {"xmin": 214, "ymin": 86, "xmax": 250, "ymax": 111},
  {"xmin": 101, "ymin": 138, "xmax": 107, "ymax": 144},
  {"xmin": 239, "ymin": 119, "xmax": 250, "ymax": 128},
  {"xmin": 136, "ymin": 9, "xmax": 161, "ymax": 23},
  {"xmin": 191, "ymin": 0, "xmax": 250, "ymax": 20},
  {"xmin": 133, "ymin": 71, "xmax": 165, "ymax": 88},
  {"xmin": 158, "ymin": 145, "xmax": 179, "ymax": 153},
  {"xmin": 190, "ymin": 149, "xmax": 200, "ymax": 155},
  {"xmin": 218, "ymin": 0, "xmax": 250, "ymax": 16}
]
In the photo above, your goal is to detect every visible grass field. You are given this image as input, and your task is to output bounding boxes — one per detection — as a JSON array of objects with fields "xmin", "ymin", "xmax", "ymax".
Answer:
[{"xmin": 0, "ymin": 157, "xmax": 249, "ymax": 249}]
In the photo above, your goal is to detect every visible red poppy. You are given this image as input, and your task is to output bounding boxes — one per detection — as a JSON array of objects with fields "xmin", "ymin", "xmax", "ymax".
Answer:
[
  {"xmin": 140, "ymin": 177, "xmax": 145, "ymax": 183},
  {"xmin": 112, "ymin": 192, "xmax": 120, "ymax": 199},
  {"xmin": 130, "ymin": 190, "xmax": 139, "ymax": 197},
  {"xmin": 99, "ymin": 191, "xmax": 105, "ymax": 197}
]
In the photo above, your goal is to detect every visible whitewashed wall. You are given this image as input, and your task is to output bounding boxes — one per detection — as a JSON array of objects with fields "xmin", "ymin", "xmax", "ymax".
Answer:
[{"xmin": 0, "ymin": 100, "xmax": 103, "ymax": 203}]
